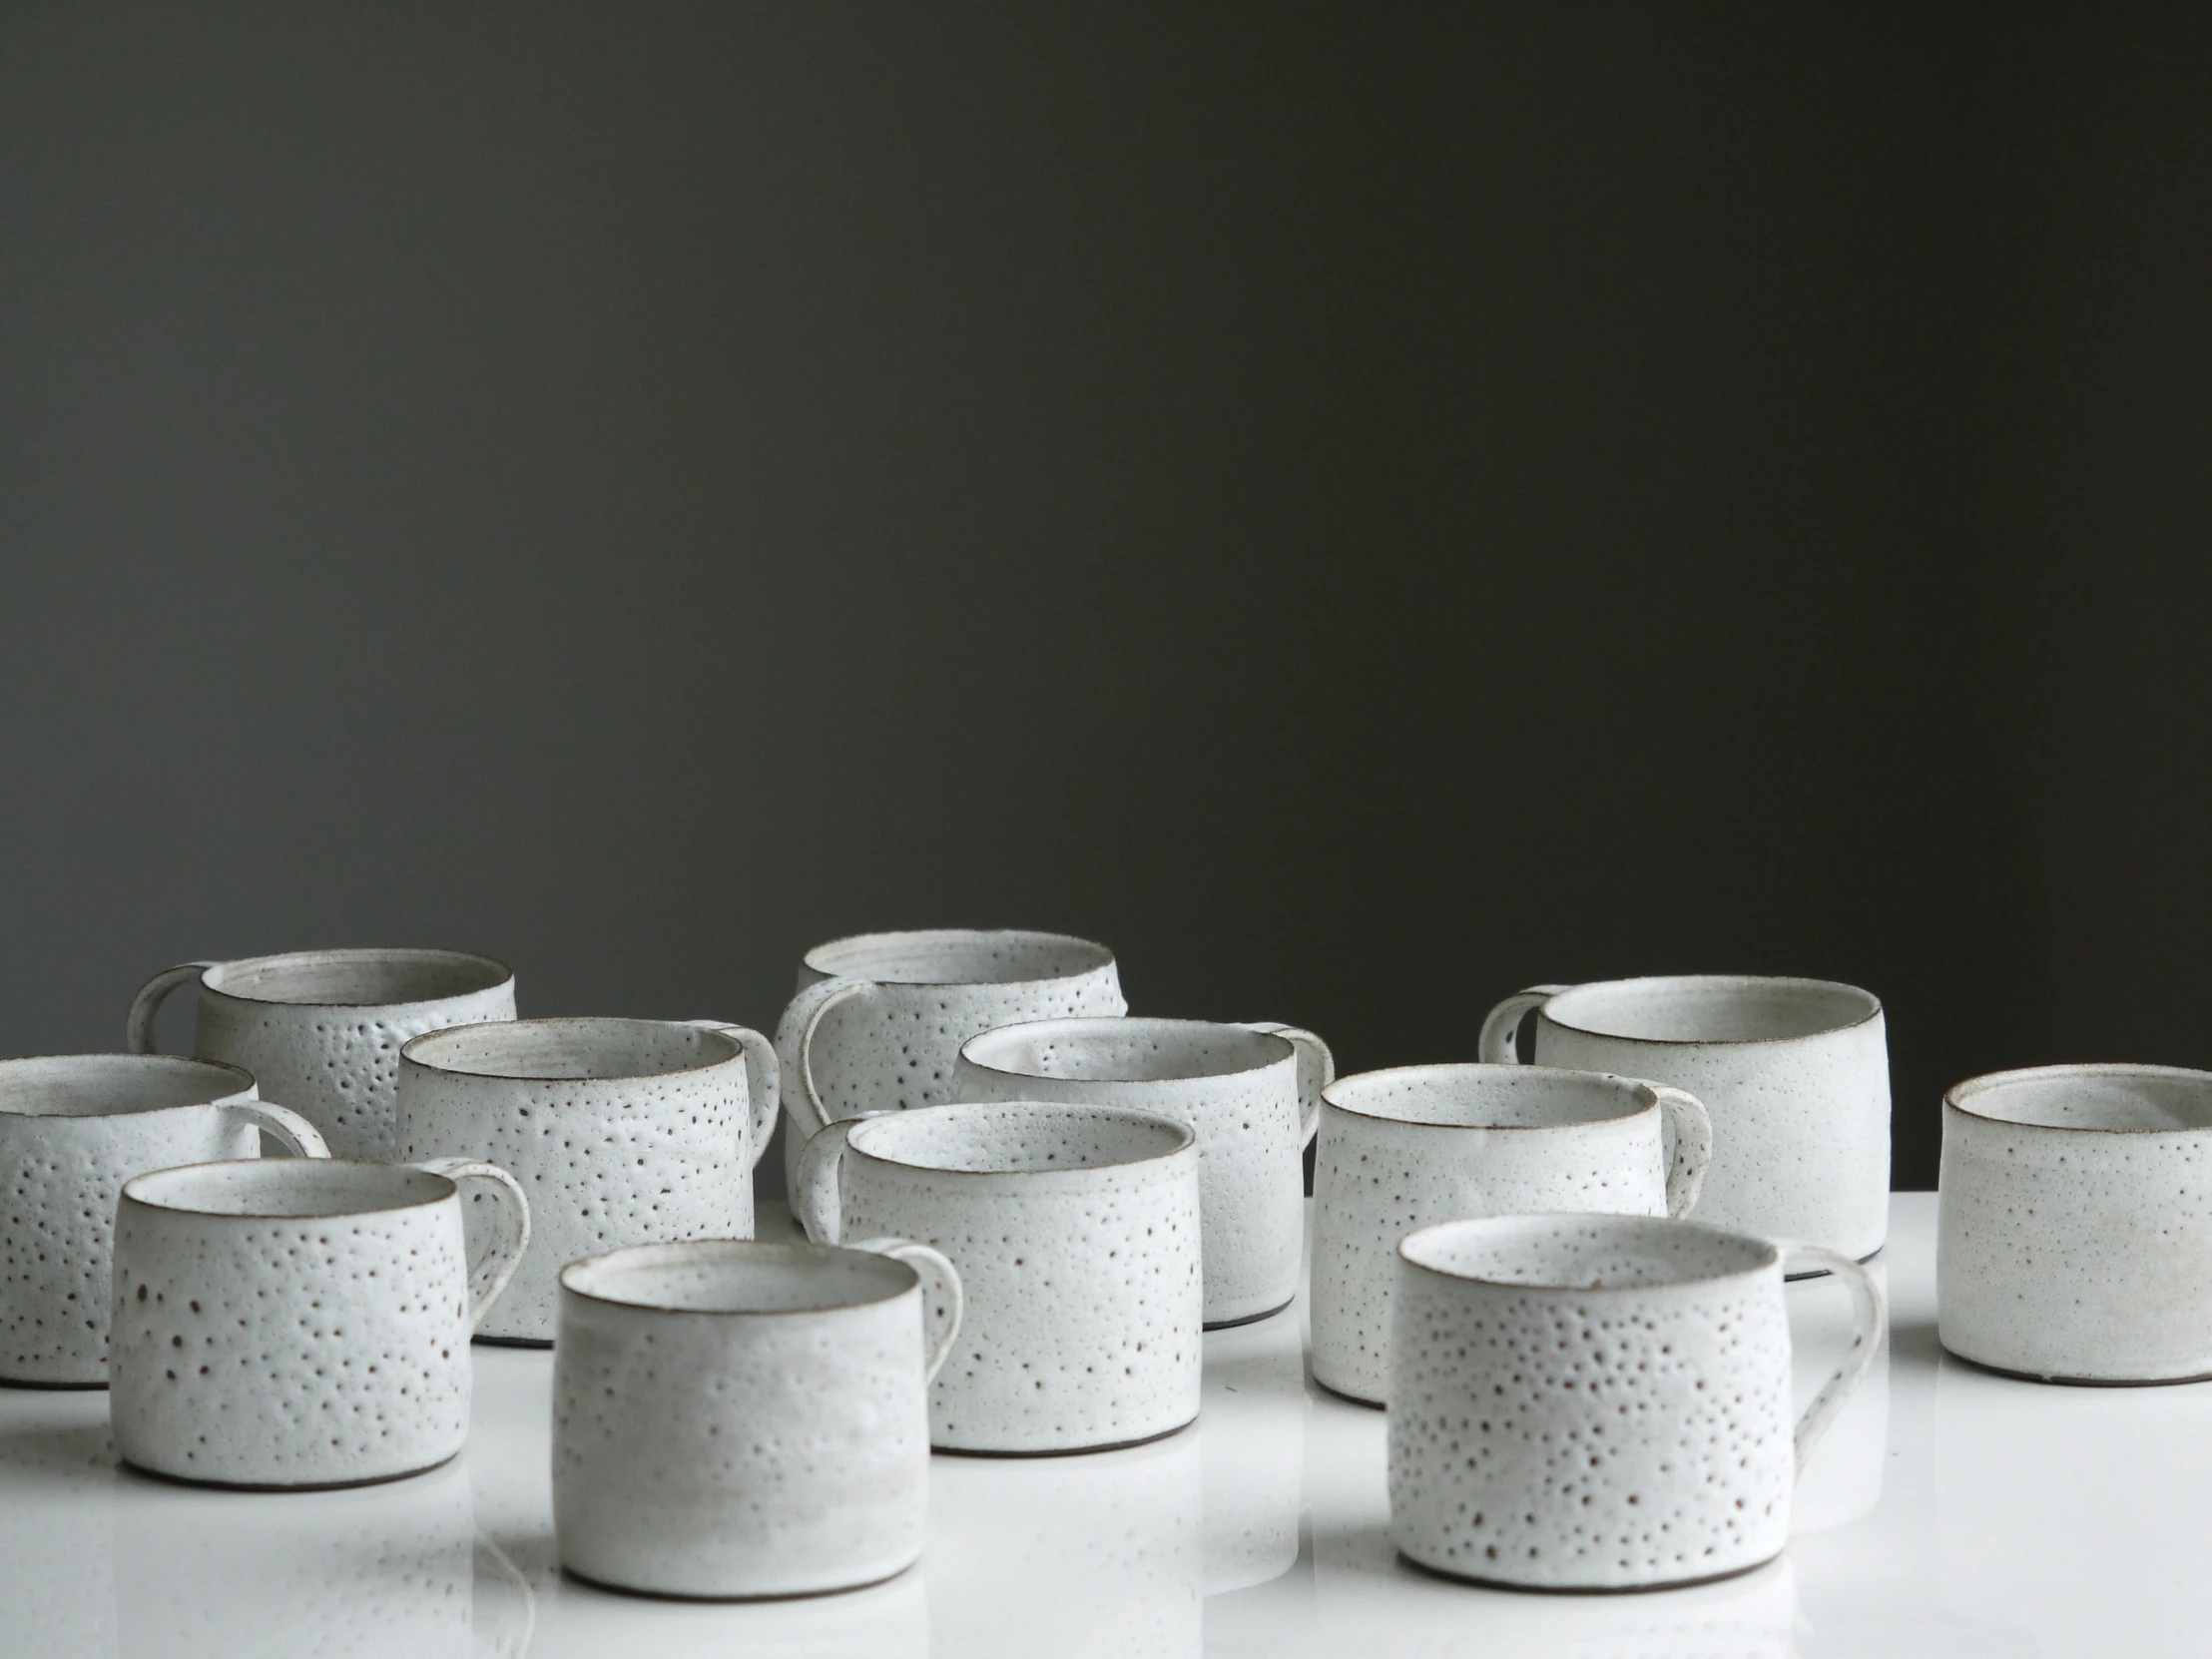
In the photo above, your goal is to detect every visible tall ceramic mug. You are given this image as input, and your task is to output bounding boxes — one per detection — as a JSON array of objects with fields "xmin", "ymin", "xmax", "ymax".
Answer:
[
  {"xmin": 774, "ymin": 929, "xmax": 1125, "ymax": 1191},
  {"xmin": 1310, "ymin": 1063, "xmax": 1713, "ymax": 1405},
  {"xmin": 394, "ymin": 1016, "xmax": 780, "ymax": 1344},
  {"xmin": 797, "ymin": 1101, "xmax": 1203, "ymax": 1454},
  {"xmin": 1939, "ymin": 1064, "xmax": 2212, "ymax": 1383},
  {"xmin": 1388, "ymin": 1213, "xmax": 1885, "ymax": 1592},
  {"xmin": 110, "ymin": 1156, "xmax": 529, "ymax": 1488},
  {"xmin": 0, "ymin": 1055, "xmax": 329, "ymax": 1386},
  {"xmin": 127, "ymin": 948, "xmax": 516, "ymax": 1159},
  {"xmin": 954, "ymin": 1017, "xmax": 1334, "ymax": 1327},
  {"xmin": 1480, "ymin": 976, "xmax": 1890, "ymax": 1260},
  {"xmin": 555, "ymin": 1237, "xmax": 962, "ymax": 1598}
]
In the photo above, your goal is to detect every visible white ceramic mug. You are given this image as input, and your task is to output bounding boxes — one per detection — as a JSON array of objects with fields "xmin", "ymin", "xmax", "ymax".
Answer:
[
  {"xmin": 109, "ymin": 1156, "xmax": 529, "ymax": 1488},
  {"xmin": 0, "ymin": 1054, "xmax": 329, "ymax": 1386},
  {"xmin": 796, "ymin": 1100, "xmax": 1203, "ymax": 1454},
  {"xmin": 954, "ymin": 1016, "xmax": 1334, "ymax": 1327},
  {"xmin": 1480, "ymin": 976, "xmax": 1890, "ymax": 1260},
  {"xmin": 554, "ymin": 1237, "xmax": 962, "ymax": 1598},
  {"xmin": 394, "ymin": 1016, "xmax": 780, "ymax": 1344},
  {"xmin": 1387, "ymin": 1213, "xmax": 1885, "ymax": 1592},
  {"xmin": 1310, "ymin": 1063, "xmax": 1713, "ymax": 1405},
  {"xmin": 773, "ymin": 929, "xmax": 1126, "ymax": 1191},
  {"xmin": 1938, "ymin": 1064, "xmax": 2212, "ymax": 1383},
  {"xmin": 127, "ymin": 948, "xmax": 516, "ymax": 1159}
]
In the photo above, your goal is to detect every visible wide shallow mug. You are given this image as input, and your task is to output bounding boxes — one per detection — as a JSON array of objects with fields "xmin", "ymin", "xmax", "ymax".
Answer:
[
  {"xmin": 554, "ymin": 1237, "xmax": 962, "ymax": 1599},
  {"xmin": 1480, "ymin": 976, "xmax": 1890, "ymax": 1261},
  {"xmin": 395, "ymin": 1016, "xmax": 779, "ymax": 1344},
  {"xmin": 1387, "ymin": 1213, "xmax": 1885, "ymax": 1592},
  {"xmin": 954, "ymin": 1016, "xmax": 1334, "ymax": 1327},
  {"xmin": 1310, "ymin": 1063, "xmax": 1713, "ymax": 1405},
  {"xmin": 0, "ymin": 1055, "xmax": 328, "ymax": 1386},
  {"xmin": 774, "ymin": 928, "xmax": 1126, "ymax": 1191},
  {"xmin": 109, "ymin": 1156, "xmax": 529, "ymax": 1488},
  {"xmin": 797, "ymin": 1100, "xmax": 1203, "ymax": 1454},
  {"xmin": 127, "ymin": 947, "xmax": 516, "ymax": 1160},
  {"xmin": 1938, "ymin": 1063, "xmax": 2212, "ymax": 1383}
]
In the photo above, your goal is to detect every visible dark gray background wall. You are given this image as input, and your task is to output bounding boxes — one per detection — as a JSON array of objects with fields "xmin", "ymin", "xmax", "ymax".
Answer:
[{"xmin": 3, "ymin": 5, "xmax": 2206, "ymax": 1190}]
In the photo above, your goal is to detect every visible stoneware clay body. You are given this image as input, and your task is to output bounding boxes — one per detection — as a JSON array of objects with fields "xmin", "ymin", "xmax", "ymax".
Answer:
[
  {"xmin": 553, "ymin": 1237, "xmax": 963, "ymax": 1599},
  {"xmin": 108, "ymin": 1156, "xmax": 529, "ymax": 1488},
  {"xmin": 1387, "ymin": 1213, "xmax": 1885, "ymax": 1592},
  {"xmin": 773, "ymin": 929, "xmax": 1125, "ymax": 1193},
  {"xmin": 127, "ymin": 948, "xmax": 517, "ymax": 1160},
  {"xmin": 0, "ymin": 1055, "xmax": 329, "ymax": 1386},
  {"xmin": 1309, "ymin": 1063, "xmax": 1713, "ymax": 1406},
  {"xmin": 394, "ymin": 1016, "xmax": 780, "ymax": 1344},
  {"xmin": 954, "ymin": 1016, "xmax": 1334, "ymax": 1328},
  {"xmin": 797, "ymin": 1100, "xmax": 1203, "ymax": 1455},
  {"xmin": 1938, "ymin": 1063, "xmax": 2212, "ymax": 1383},
  {"xmin": 1480, "ymin": 976, "xmax": 1891, "ymax": 1262}
]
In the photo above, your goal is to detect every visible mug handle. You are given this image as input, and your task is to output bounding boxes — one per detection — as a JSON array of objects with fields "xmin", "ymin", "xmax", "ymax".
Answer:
[
  {"xmin": 847, "ymin": 1236, "xmax": 963, "ymax": 1383},
  {"xmin": 1779, "ymin": 1242, "xmax": 1887, "ymax": 1479},
  {"xmin": 1647, "ymin": 1085, "xmax": 1713, "ymax": 1219},
  {"xmin": 1477, "ymin": 983, "xmax": 1571, "ymax": 1065},
  {"xmin": 225, "ymin": 1100, "xmax": 332, "ymax": 1161},
  {"xmin": 1237, "ymin": 1021, "xmax": 1337, "ymax": 1146},
  {"xmin": 126, "ymin": 961, "xmax": 219, "ymax": 1053},
  {"xmin": 774, "ymin": 978, "xmax": 878, "ymax": 1141},
  {"xmin": 684, "ymin": 1020, "xmax": 783, "ymax": 1172},
  {"xmin": 794, "ymin": 1115, "xmax": 876, "ymax": 1246},
  {"xmin": 412, "ymin": 1157, "xmax": 532, "ymax": 1328}
]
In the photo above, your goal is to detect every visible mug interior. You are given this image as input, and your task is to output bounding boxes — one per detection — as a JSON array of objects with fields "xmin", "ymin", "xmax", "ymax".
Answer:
[
  {"xmin": 403, "ymin": 1017, "xmax": 736, "ymax": 1081},
  {"xmin": 1402, "ymin": 1213, "xmax": 1775, "ymax": 1291},
  {"xmin": 1948, "ymin": 1065, "xmax": 2212, "ymax": 1132},
  {"xmin": 961, "ymin": 1017, "xmax": 1284, "ymax": 1083},
  {"xmin": 1542, "ymin": 974, "xmax": 1879, "ymax": 1044},
  {"xmin": 803, "ymin": 928, "xmax": 1113, "ymax": 986},
  {"xmin": 0, "ymin": 1054, "xmax": 254, "ymax": 1119},
  {"xmin": 207, "ymin": 947, "xmax": 509, "ymax": 1007},
  {"xmin": 123, "ymin": 1158, "xmax": 450, "ymax": 1219},
  {"xmin": 561, "ymin": 1240, "xmax": 913, "ymax": 1315},
  {"xmin": 1324, "ymin": 1063, "xmax": 1649, "ymax": 1129},
  {"xmin": 850, "ymin": 1101, "xmax": 1192, "ymax": 1174}
]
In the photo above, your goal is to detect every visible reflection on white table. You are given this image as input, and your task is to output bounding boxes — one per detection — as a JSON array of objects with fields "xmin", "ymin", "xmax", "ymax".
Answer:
[{"xmin": 0, "ymin": 1196, "xmax": 2199, "ymax": 1656}]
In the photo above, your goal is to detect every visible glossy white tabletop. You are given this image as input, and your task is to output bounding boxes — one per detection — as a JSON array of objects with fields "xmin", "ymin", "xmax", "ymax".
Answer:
[{"xmin": 0, "ymin": 1193, "xmax": 2195, "ymax": 1657}]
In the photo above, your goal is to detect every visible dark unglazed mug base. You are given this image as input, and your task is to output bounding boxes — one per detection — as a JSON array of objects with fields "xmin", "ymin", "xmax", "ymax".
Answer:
[
  {"xmin": 474, "ymin": 1333, "xmax": 554, "ymax": 1350},
  {"xmin": 931, "ymin": 1414, "xmax": 1198, "ymax": 1459},
  {"xmin": 562, "ymin": 1557, "xmax": 916, "ymax": 1603},
  {"xmin": 1941, "ymin": 1343, "xmax": 2212, "ymax": 1388},
  {"xmin": 119, "ymin": 1448, "xmax": 460, "ymax": 1493},
  {"xmin": 0, "ymin": 1373, "xmax": 107, "ymax": 1391},
  {"xmin": 1398, "ymin": 1544, "xmax": 1784, "ymax": 1596},
  {"xmin": 1782, "ymin": 1243, "xmax": 1885, "ymax": 1283},
  {"xmin": 1204, "ymin": 1295, "xmax": 1296, "ymax": 1332}
]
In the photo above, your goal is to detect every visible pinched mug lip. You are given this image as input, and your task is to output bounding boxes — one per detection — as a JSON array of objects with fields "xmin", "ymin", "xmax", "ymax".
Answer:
[
  {"xmin": 802, "ymin": 927, "xmax": 1116, "ymax": 988},
  {"xmin": 0, "ymin": 1053, "xmax": 259, "ymax": 1120},
  {"xmin": 121, "ymin": 1158, "xmax": 456, "ymax": 1221},
  {"xmin": 959, "ymin": 1016, "xmax": 1293, "ymax": 1084},
  {"xmin": 1945, "ymin": 1062, "xmax": 2212, "ymax": 1133},
  {"xmin": 203, "ymin": 946, "xmax": 513, "ymax": 1010},
  {"xmin": 399, "ymin": 1016, "xmax": 751, "ymax": 1082},
  {"xmin": 1398, "ymin": 1212, "xmax": 1779, "ymax": 1295},
  {"xmin": 1321, "ymin": 1062, "xmax": 1659, "ymax": 1130},
  {"xmin": 843, "ymin": 1100, "xmax": 1197, "ymax": 1181},
  {"xmin": 560, "ymin": 1239, "xmax": 918, "ymax": 1317},
  {"xmin": 1540, "ymin": 974, "xmax": 1882, "ymax": 1047}
]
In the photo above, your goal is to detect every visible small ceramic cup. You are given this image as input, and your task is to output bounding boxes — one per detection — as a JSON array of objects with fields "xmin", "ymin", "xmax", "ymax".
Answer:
[
  {"xmin": 127, "ymin": 948, "xmax": 516, "ymax": 1159},
  {"xmin": 954, "ymin": 1017, "xmax": 1334, "ymax": 1327},
  {"xmin": 553, "ymin": 1237, "xmax": 963, "ymax": 1599},
  {"xmin": 109, "ymin": 1156, "xmax": 529, "ymax": 1488},
  {"xmin": 796, "ymin": 1101, "xmax": 1203, "ymax": 1454},
  {"xmin": 1387, "ymin": 1213, "xmax": 1885, "ymax": 1592},
  {"xmin": 394, "ymin": 1016, "xmax": 780, "ymax": 1344},
  {"xmin": 773, "ymin": 929, "xmax": 1126, "ymax": 1191},
  {"xmin": 1937, "ymin": 1063, "xmax": 2212, "ymax": 1383},
  {"xmin": 1310, "ymin": 1063, "xmax": 1714, "ymax": 1405},
  {"xmin": 0, "ymin": 1055, "xmax": 330, "ymax": 1386},
  {"xmin": 1479, "ymin": 976, "xmax": 1890, "ymax": 1261}
]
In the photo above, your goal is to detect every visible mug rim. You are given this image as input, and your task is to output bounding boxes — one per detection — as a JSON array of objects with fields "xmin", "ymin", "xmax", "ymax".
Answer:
[
  {"xmin": 202, "ymin": 946, "xmax": 513, "ymax": 1009},
  {"xmin": 801, "ymin": 927, "xmax": 1115, "ymax": 988},
  {"xmin": 1398, "ymin": 1212, "xmax": 1779, "ymax": 1294},
  {"xmin": 844, "ymin": 1100, "xmax": 1197, "ymax": 1181},
  {"xmin": 1539, "ymin": 974, "xmax": 1882, "ymax": 1047},
  {"xmin": 1944, "ymin": 1062, "xmax": 2212, "ymax": 1133},
  {"xmin": 559, "ymin": 1239, "xmax": 918, "ymax": 1317},
  {"xmin": 398, "ymin": 1015, "xmax": 749, "ymax": 1082},
  {"xmin": 0, "ymin": 1052, "xmax": 258, "ymax": 1119},
  {"xmin": 120, "ymin": 1158, "xmax": 455, "ymax": 1221},
  {"xmin": 1321, "ymin": 1062, "xmax": 1657, "ymax": 1130},
  {"xmin": 958, "ymin": 1016, "xmax": 1294, "ymax": 1083}
]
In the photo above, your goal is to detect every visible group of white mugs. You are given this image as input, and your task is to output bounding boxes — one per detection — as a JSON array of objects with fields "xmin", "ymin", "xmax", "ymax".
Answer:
[{"xmin": 0, "ymin": 929, "xmax": 2202, "ymax": 1598}]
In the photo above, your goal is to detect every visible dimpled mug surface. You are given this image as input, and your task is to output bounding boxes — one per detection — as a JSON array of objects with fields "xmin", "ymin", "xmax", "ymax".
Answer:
[
  {"xmin": 128, "ymin": 948, "xmax": 517, "ymax": 1160},
  {"xmin": 1938, "ymin": 1064, "xmax": 2212, "ymax": 1383},
  {"xmin": 395, "ymin": 1016, "xmax": 780, "ymax": 1344},
  {"xmin": 798, "ymin": 1101, "xmax": 1203, "ymax": 1454},
  {"xmin": 554, "ymin": 1238, "xmax": 961, "ymax": 1599},
  {"xmin": 955, "ymin": 1017, "xmax": 1334, "ymax": 1328},
  {"xmin": 1309, "ymin": 1064, "xmax": 1712, "ymax": 1405},
  {"xmin": 774, "ymin": 929, "xmax": 1125, "ymax": 1191},
  {"xmin": 1481, "ymin": 976, "xmax": 1891, "ymax": 1261},
  {"xmin": 1387, "ymin": 1213, "xmax": 1884, "ymax": 1592},
  {"xmin": 0, "ymin": 1055, "xmax": 329, "ymax": 1386}
]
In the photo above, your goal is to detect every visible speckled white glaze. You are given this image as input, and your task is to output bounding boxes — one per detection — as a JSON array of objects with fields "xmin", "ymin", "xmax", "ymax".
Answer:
[
  {"xmin": 109, "ymin": 1156, "xmax": 529, "ymax": 1487},
  {"xmin": 1387, "ymin": 1213, "xmax": 1884, "ymax": 1592},
  {"xmin": 796, "ymin": 1101, "xmax": 1203, "ymax": 1454},
  {"xmin": 774, "ymin": 930, "xmax": 1126, "ymax": 1192},
  {"xmin": 394, "ymin": 1017, "xmax": 780, "ymax": 1344},
  {"xmin": 1310, "ymin": 1064, "xmax": 1713, "ymax": 1406},
  {"xmin": 1938, "ymin": 1064, "xmax": 2212, "ymax": 1382},
  {"xmin": 0, "ymin": 1055, "xmax": 330, "ymax": 1386},
  {"xmin": 954, "ymin": 1017, "xmax": 1334, "ymax": 1327},
  {"xmin": 1481, "ymin": 976, "xmax": 1891, "ymax": 1261},
  {"xmin": 553, "ymin": 1237, "xmax": 962, "ymax": 1598},
  {"xmin": 127, "ymin": 949, "xmax": 517, "ymax": 1161}
]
